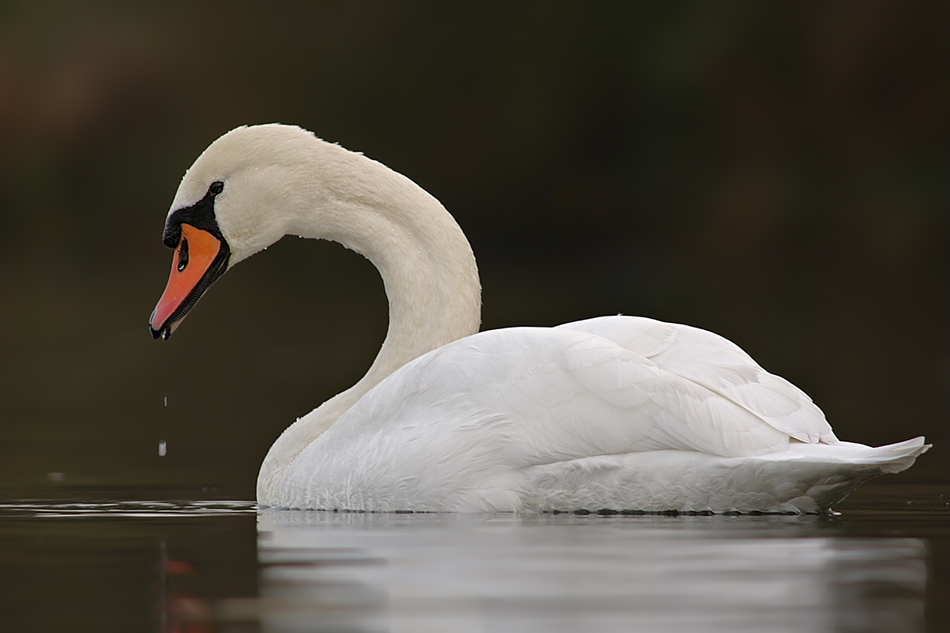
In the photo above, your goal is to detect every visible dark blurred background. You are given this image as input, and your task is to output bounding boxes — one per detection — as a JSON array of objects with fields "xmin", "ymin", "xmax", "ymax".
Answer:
[{"xmin": 1, "ymin": 1, "xmax": 946, "ymax": 497}]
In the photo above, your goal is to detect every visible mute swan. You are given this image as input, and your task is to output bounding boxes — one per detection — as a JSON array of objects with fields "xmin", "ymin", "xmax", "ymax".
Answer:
[{"xmin": 149, "ymin": 124, "xmax": 928, "ymax": 513}]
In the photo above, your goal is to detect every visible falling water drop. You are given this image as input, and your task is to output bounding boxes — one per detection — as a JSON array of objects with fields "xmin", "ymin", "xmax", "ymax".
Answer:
[{"xmin": 158, "ymin": 440, "xmax": 167, "ymax": 457}]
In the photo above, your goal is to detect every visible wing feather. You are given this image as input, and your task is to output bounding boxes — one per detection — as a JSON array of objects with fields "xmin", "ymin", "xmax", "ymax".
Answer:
[
  {"xmin": 287, "ymin": 318, "xmax": 837, "ymax": 508},
  {"xmin": 558, "ymin": 316, "xmax": 836, "ymax": 445}
]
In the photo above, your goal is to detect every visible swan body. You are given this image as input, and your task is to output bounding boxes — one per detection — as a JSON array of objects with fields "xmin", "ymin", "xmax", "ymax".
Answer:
[{"xmin": 149, "ymin": 124, "xmax": 928, "ymax": 513}]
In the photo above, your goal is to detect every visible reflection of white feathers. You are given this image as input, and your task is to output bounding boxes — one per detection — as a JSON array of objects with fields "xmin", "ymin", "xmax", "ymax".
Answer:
[
  {"xmin": 169, "ymin": 124, "xmax": 928, "ymax": 512},
  {"xmin": 258, "ymin": 512, "xmax": 928, "ymax": 632}
]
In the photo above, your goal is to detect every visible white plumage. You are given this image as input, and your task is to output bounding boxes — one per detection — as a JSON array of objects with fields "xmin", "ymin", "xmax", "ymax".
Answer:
[
  {"xmin": 155, "ymin": 124, "xmax": 928, "ymax": 513},
  {"xmin": 280, "ymin": 320, "xmax": 924, "ymax": 513}
]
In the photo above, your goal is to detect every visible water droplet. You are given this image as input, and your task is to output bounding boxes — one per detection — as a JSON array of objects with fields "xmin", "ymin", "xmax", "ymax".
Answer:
[{"xmin": 158, "ymin": 440, "xmax": 167, "ymax": 457}]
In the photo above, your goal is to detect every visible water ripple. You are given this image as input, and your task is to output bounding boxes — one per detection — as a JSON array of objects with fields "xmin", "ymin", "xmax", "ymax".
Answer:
[{"xmin": 0, "ymin": 499, "xmax": 257, "ymax": 518}]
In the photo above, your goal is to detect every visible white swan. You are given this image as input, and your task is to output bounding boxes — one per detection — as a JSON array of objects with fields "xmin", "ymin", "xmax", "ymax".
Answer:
[{"xmin": 149, "ymin": 124, "xmax": 928, "ymax": 513}]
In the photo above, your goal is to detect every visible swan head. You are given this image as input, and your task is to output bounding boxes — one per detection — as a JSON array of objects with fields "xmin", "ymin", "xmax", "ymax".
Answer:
[{"xmin": 149, "ymin": 124, "xmax": 323, "ymax": 340}]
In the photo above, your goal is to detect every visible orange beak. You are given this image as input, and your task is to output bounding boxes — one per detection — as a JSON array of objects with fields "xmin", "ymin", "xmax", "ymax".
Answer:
[{"xmin": 149, "ymin": 223, "xmax": 228, "ymax": 340}]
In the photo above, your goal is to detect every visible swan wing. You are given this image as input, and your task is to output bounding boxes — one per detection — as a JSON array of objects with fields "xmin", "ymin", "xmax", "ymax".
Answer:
[
  {"xmin": 476, "ymin": 326, "xmax": 793, "ymax": 460},
  {"xmin": 556, "ymin": 316, "xmax": 836, "ymax": 444},
  {"xmin": 284, "ymin": 323, "xmax": 823, "ymax": 507},
  {"xmin": 298, "ymin": 328, "xmax": 808, "ymax": 482}
]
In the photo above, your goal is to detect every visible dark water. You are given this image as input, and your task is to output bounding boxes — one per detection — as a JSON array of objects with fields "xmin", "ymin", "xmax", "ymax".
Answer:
[{"xmin": 0, "ymin": 484, "xmax": 946, "ymax": 633}]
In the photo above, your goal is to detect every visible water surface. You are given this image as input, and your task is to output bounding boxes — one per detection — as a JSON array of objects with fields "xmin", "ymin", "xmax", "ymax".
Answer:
[{"xmin": 1, "ymin": 484, "xmax": 946, "ymax": 632}]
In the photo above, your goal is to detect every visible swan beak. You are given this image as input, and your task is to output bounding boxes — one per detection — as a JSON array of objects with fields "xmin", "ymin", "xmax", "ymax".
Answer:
[{"xmin": 149, "ymin": 223, "xmax": 229, "ymax": 340}]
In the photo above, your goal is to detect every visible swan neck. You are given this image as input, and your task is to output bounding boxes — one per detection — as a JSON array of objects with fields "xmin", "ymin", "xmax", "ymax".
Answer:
[{"xmin": 256, "ymin": 141, "xmax": 480, "ymax": 503}]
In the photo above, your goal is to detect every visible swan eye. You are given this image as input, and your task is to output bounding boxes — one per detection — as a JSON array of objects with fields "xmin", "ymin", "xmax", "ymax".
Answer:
[
  {"xmin": 177, "ymin": 238, "xmax": 189, "ymax": 272},
  {"xmin": 209, "ymin": 181, "xmax": 224, "ymax": 195}
]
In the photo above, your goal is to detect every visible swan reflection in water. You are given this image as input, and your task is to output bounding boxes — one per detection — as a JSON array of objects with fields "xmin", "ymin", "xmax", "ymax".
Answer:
[
  {"xmin": 237, "ymin": 511, "xmax": 928, "ymax": 633},
  {"xmin": 1, "ymin": 500, "xmax": 928, "ymax": 631}
]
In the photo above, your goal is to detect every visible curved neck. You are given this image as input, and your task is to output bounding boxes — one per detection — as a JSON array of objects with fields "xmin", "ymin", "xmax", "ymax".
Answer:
[{"xmin": 255, "ymin": 140, "xmax": 481, "ymax": 501}]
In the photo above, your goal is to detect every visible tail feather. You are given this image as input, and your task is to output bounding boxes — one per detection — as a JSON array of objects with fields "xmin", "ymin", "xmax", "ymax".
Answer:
[
  {"xmin": 864, "ymin": 436, "xmax": 930, "ymax": 474},
  {"xmin": 760, "ymin": 436, "xmax": 930, "ymax": 474}
]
